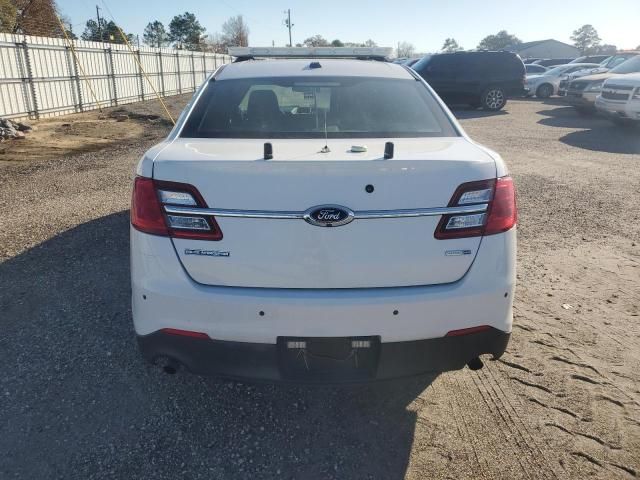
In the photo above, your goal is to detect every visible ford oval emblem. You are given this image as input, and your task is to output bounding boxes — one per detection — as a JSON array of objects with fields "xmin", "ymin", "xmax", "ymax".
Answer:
[{"xmin": 303, "ymin": 205, "xmax": 355, "ymax": 227}]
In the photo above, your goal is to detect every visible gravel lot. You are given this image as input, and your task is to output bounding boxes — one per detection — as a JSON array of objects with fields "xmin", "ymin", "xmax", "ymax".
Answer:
[{"xmin": 1, "ymin": 96, "xmax": 639, "ymax": 479}]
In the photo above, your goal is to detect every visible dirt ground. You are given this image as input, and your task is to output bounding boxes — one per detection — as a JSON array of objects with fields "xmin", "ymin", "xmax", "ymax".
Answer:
[
  {"xmin": 0, "ymin": 95, "xmax": 639, "ymax": 479},
  {"xmin": 0, "ymin": 101, "xmax": 176, "ymax": 165}
]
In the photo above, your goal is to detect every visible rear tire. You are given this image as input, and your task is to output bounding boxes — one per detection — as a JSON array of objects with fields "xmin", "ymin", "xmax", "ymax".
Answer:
[
  {"xmin": 536, "ymin": 83, "xmax": 553, "ymax": 99},
  {"xmin": 481, "ymin": 87, "xmax": 507, "ymax": 111}
]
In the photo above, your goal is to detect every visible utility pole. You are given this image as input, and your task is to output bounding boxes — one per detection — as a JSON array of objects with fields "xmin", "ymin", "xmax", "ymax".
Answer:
[
  {"xmin": 284, "ymin": 9, "xmax": 293, "ymax": 47},
  {"xmin": 95, "ymin": 5, "xmax": 102, "ymax": 42}
]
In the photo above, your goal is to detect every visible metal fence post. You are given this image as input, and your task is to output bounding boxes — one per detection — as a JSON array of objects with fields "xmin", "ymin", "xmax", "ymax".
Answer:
[
  {"xmin": 136, "ymin": 49, "xmax": 145, "ymax": 101},
  {"xmin": 68, "ymin": 40, "xmax": 84, "ymax": 113},
  {"xmin": 176, "ymin": 51, "xmax": 182, "ymax": 94},
  {"xmin": 106, "ymin": 47, "xmax": 118, "ymax": 106},
  {"xmin": 21, "ymin": 40, "xmax": 39, "ymax": 119},
  {"xmin": 190, "ymin": 53, "xmax": 196, "ymax": 90},
  {"xmin": 63, "ymin": 44, "xmax": 81, "ymax": 113},
  {"xmin": 157, "ymin": 51, "xmax": 165, "ymax": 97},
  {"xmin": 201, "ymin": 52, "xmax": 206, "ymax": 78}
]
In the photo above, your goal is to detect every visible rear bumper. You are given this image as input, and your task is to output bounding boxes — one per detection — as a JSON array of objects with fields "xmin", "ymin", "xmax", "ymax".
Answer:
[
  {"xmin": 138, "ymin": 328, "xmax": 511, "ymax": 383},
  {"xmin": 131, "ymin": 226, "xmax": 516, "ymax": 381}
]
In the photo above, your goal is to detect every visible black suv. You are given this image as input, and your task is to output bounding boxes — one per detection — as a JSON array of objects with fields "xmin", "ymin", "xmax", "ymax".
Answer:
[{"xmin": 412, "ymin": 51, "xmax": 525, "ymax": 111}]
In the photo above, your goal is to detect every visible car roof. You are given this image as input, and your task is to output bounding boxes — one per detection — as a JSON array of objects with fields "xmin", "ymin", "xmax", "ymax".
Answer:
[
  {"xmin": 564, "ymin": 63, "xmax": 599, "ymax": 67},
  {"xmin": 216, "ymin": 59, "xmax": 414, "ymax": 80}
]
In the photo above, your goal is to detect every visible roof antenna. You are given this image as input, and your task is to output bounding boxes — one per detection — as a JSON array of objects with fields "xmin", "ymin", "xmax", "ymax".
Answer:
[
  {"xmin": 320, "ymin": 110, "xmax": 330, "ymax": 153},
  {"xmin": 384, "ymin": 142, "xmax": 394, "ymax": 159},
  {"xmin": 264, "ymin": 142, "xmax": 273, "ymax": 160}
]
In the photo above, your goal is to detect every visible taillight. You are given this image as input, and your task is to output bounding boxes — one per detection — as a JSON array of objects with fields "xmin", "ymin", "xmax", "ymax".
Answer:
[
  {"xmin": 131, "ymin": 177, "xmax": 168, "ymax": 236},
  {"xmin": 435, "ymin": 176, "xmax": 516, "ymax": 239},
  {"xmin": 484, "ymin": 176, "xmax": 517, "ymax": 235},
  {"xmin": 131, "ymin": 176, "xmax": 223, "ymax": 240}
]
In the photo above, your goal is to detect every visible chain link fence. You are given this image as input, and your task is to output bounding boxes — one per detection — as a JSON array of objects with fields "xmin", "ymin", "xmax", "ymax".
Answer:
[{"xmin": 0, "ymin": 33, "xmax": 232, "ymax": 120}]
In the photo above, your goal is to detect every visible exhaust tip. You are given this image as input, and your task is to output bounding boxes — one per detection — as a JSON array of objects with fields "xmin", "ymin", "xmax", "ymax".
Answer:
[
  {"xmin": 467, "ymin": 357, "xmax": 484, "ymax": 371},
  {"xmin": 155, "ymin": 356, "xmax": 180, "ymax": 375}
]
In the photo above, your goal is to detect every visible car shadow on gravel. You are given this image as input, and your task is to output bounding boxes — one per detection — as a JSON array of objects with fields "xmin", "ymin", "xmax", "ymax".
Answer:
[
  {"xmin": 560, "ymin": 126, "xmax": 640, "ymax": 154},
  {"xmin": 535, "ymin": 106, "xmax": 609, "ymax": 129},
  {"xmin": 0, "ymin": 211, "xmax": 436, "ymax": 479},
  {"xmin": 536, "ymin": 107, "xmax": 640, "ymax": 154}
]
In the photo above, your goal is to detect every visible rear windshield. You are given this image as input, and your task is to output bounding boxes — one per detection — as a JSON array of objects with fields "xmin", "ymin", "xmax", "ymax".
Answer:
[
  {"xmin": 180, "ymin": 76, "xmax": 458, "ymax": 139},
  {"xmin": 610, "ymin": 55, "xmax": 640, "ymax": 74}
]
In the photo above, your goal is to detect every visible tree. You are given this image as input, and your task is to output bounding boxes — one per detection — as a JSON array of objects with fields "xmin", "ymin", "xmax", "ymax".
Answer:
[
  {"xmin": 441, "ymin": 38, "xmax": 463, "ymax": 53},
  {"xmin": 0, "ymin": 0, "xmax": 17, "ymax": 33},
  {"xmin": 397, "ymin": 41, "xmax": 415, "ymax": 58},
  {"xmin": 220, "ymin": 15, "xmax": 249, "ymax": 47},
  {"xmin": 571, "ymin": 24, "xmax": 601, "ymax": 54},
  {"xmin": 11, "ymin": 0, "xmax": 64, "ymax": 37},
  {"xmin": 169, "ymin": 12, "xmax": 205, "ymax": 50},
  {"xmin": 594, "ymin": 44, "xmax": 616, "ymax": 55},
  {"xmin": 331, "ymin": 39, "xmax": 344, "ymax": 47},
  {"xmin": 364, "ymin": 39, "xmax": 377, "ymax": 47},
  {"xmin": 303, "ymin": 34, "xmax": 329, "ymax": 47},
  {"xmin": 477, "ymin": 30, "xmax": 521, "ymax": 50},
  {"xmin": 203, "ymin": 33, "xmax": 226, "ymax": 53},
  {"xmin": 81, "ymin": 19, "xmax": 132, "ymax": 44},
  {"xmin": 59, "ymin": 13, "xmax": 76, "ymax": 39},
  {"xmin": 143, "ymin": 20, "xmax": 168, "ymax": 48}
]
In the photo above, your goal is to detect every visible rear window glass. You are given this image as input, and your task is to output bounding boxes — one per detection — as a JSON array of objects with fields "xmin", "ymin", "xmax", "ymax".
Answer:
[
  {"xmin": 610, "ymin": 56, "xmax": 640, "ymax": 74},
  {"xmin": 180, "ymin": 76, "xmax": 458, "ymax": 139}
]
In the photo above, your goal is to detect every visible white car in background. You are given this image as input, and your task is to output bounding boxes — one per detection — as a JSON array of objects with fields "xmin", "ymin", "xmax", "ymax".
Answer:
[
  {"xmin": 130, "ymin": 47, "xmax": 517, "ymax": 383},
  {"xmin": 525, "ymin": 63, "xmax": 599, "ymax": 98},
  {"xmin": 596, "ymin": 73, "xmax": 640, "ymax": 125}
]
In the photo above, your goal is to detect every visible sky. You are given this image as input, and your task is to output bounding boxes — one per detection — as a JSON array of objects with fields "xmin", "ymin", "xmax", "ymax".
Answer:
[{"xmin": 60, "ymin": 0, "xmax": 640, "ymax": 53}]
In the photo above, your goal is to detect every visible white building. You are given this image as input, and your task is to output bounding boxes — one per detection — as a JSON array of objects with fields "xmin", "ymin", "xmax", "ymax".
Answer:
[{"xmin": 508, "ymin": 39, "xmax": 580, "ymax": 59}]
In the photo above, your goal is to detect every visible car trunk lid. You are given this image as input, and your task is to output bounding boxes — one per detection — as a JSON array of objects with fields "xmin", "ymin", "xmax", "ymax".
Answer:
[{"xmin": 153, "ymin": 137, "xmax": 496, "ymax": 288}]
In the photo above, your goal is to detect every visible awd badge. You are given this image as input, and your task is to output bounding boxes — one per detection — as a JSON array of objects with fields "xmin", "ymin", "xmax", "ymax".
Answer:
[{"xmin": 185, "ymin": 249, "xmax": 230, "ymax": 257}]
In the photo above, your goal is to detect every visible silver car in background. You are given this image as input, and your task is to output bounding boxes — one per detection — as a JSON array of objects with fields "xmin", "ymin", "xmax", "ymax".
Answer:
[{"xmin": 525, "ymin": 63, "xmax": 599, "ymax": 98}]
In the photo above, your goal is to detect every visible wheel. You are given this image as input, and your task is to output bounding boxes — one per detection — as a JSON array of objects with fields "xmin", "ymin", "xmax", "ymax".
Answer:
[
  {"xmin": 536, "ymin": 83, "xmax": 553, "ymax": 99},
  {"xmin": 481, "ymin": 87, "xmax": 507, "ymax": 111}
]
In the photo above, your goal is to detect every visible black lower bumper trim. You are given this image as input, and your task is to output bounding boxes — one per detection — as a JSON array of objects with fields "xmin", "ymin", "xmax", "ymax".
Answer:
[{"xmin": 137, "ymin": 328, "xmax": 510, "ymax": 384}]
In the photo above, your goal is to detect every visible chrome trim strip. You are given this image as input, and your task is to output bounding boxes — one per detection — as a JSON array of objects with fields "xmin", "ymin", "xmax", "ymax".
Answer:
[
  {"xmin": 163, "ymin": 203, "xmax": 488, "ymax": 219},
  {"xmin": 354, "ymin": 204, "xmax": 487, "ymax": 219}
]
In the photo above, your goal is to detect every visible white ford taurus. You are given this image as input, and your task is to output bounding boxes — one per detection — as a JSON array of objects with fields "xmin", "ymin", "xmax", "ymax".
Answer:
[{"xmin": 130, "ymin": 47, "xmax": 517, "ymax": 382}]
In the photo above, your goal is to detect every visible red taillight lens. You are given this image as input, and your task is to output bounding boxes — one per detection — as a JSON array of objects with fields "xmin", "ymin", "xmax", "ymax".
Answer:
[
  {"xmin": 131, "ymin": 176, "xmax": 222, "ymax": 240},
  {"xmin": 131, "ymin": 177, "xmax": 169, "ymax": 236},
  {"xmin": 161, "ymin": 328, "xmax": 210, "ymax": 339},
  {"xmin": 445, "ymin": 325, "xmax": 491, "ymax": 337},
  {"xmin": 435, "ymin": 176, "xmax": 516, "ymax": 239},
  {"xmin": 485, "ymin": 176, "xmax": 517, "ymax": 235}
]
